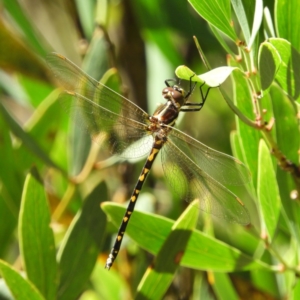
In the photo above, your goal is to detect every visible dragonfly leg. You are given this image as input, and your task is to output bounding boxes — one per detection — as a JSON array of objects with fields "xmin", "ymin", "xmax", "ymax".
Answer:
[
  {"xmin": 165, "ymin": 78, "xmax": 179, "ymax": 87},
  {"xmin": 180, "ymin": 82, "xmax": 212, "ymax": 112}
]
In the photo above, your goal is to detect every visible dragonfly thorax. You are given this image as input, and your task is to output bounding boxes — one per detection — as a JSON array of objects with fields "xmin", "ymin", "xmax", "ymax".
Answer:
[
  {"xmin": 149, "ymin": 85, "xmax": 186, "ymax": 127},
  {"xmin": 151, "ymin": 100, "xmax": 180, "ymax": 127}
]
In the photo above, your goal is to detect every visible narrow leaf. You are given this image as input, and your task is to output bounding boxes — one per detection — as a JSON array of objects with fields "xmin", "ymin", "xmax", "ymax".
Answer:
[
  {"xmin": 248, "ymin": 0, "xmax": 263, "ymax": 49},
  {"xmin": 258, "ymin": 42, "xmax": 281, "ymax": 92},
  {"xmin": 189, "ymin": 0, "xmax": 237, "ymax": 41},
  {"xmin": 74, "ymin": 0, "xmax": 94, "ymax": 39},
  {"xmin": 102, "ymin": 203, "xmax": 271, "ymax": 272},
  {"xmin": 198, "ymin": 66, "xmax": 238, "ymax": 86},
  {"xmin": 2, "ymin": 0, "xmax": 47, "ymax": 56},
  {"xmin": 228, "ymin": 57, "xmax": 260, "ymax": 188},
  {"xmin": 231, "ymin": 0, "xmax": 251, "ymax": 43},
  {"xmin": 0, "ymin": 260, "xmax": 45, "ymax": 300},
  {"xmin": 268, "ymin": 38, "xmax": 300, "ymax": 100},
  {"xmin": 0, "ymin": 103, "xmax": 63, "ymax": 172},
  {"xmin": 19, "ymin": 170, "xmax": 58, "ymax": 300},
  {"xmin": 175, "ymin": 66, "xmax": 204, "ymax": 83},
  {"xmin": 270, "ymin": 85, "xmax": 299, "ymax": 164},
  {"xmin": 263, "ymin": 7, "xmax": 276, "ymax": 38},
  {"xmin": 209, "ymin": 24, "xmax": 237, "ymax": 56},
  {"xmin": 136, "ymin": 201, "xmax": 198, "ymax": 300},
  {"xmin": 257, "ymin": 139, "xmax": 281, "ymax": 241},
  {"xmin": 57, "ymin": 182, "xmax": 107, "ymax": 300},
  {"xmin": 176, "ymin": 65, "xmax": 237, "ymax": 87},
  {"xmin": 68, "ymin": 32, "xmax": 111, "ymax": 176},
  {"xmin": 275, "ymin": 0, "xmax": 300, "ymax": 52},
  {"xmin": 0, "ymin": 110, "xmax": 22, "ymax": 256},
  {"xmin": 25, "ymin": 89, "xmax": 64, "ymax": 164},
  {"xmin": 212, "ymin": 272, "xmax": 239, "ymax": 300}
]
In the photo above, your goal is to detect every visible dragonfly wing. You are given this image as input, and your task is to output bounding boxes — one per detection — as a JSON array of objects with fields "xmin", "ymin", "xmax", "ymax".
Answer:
[
  {"xmin": 47, "ymin": 52, "xmax": 149, "ymax": 125},
  {"xmin": 167, "ymin": 127, "xmax": 251, "ymax": 186},
  {"xmin": 59, "ymin": 91, "xmax": 153, "ymax": 159},
  {"xmin": 161, "ymin": 139, "xmax": 250, "ymax": 225}
]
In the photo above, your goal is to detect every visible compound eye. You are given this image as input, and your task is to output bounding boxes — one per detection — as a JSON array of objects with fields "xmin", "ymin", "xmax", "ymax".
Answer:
[
  {"xmin": 174, "ymin": 86, "xmax": 184, "ymax": 95},
  {"xmin": 162, "ymin": 87, "xmax": 173, "ymax": 96},
  {"xmin": 172, "ymin": 89, "xmax": 183, "ymax": 100}
]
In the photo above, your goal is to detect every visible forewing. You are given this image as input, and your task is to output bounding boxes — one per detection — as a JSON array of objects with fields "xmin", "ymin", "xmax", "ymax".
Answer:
[
  {"xmin": 168, "ymin": 127, "xmax": 251, "ymax": 186},
  {"xmin": 161, "ymin": 139, "xmax": 250, "ymax": 225},
  {"xmin": 47, "ymin": 52, "xmax": 149, "ymax": 125},
  {"xmin": 59, "ymin": 91, "xmax": 153, "ymax": 159}
]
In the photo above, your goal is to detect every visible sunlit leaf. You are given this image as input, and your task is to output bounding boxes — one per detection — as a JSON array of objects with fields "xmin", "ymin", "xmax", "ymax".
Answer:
[
  {"xmin": 136, "ymin": 200, "xmax": 198, "ymax": 299},
  {"xmin": 19, "ymin": 170, "xmax": 57, "ymax": 300},
  {"xmin": 275, "ymin": 0, "xmax": 300, "ymax": 51},
  {"xmin": 0, "ymin": 260, "xmax": 45, "ymax": 300},
  {"xmin": 188, "ymin": 0, "xmax": 237, "ymax": 41},
  {"xmin": 57, "ymin": 182, "xmax": 107, "ymax": 300},
  {"xmin": 268, "ymin": 38, "xmax": 300, "ymax": 100},
  {"xmin": 102, "ymin": 202, "xmax": 271, "ymax": 272},
  {"xmin": 176, "ymin": 65, "xmax": 238, "ymax": 87},
  {"xmin": 257, "ymin": 140, "xmax": 281, "ymax": 242},
  {"xmin": 258, "ymin": 42, "xmax": 281, "ymax": 92}
]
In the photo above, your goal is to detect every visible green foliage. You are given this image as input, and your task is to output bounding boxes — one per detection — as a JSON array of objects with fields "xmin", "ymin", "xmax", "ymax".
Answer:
[{"xmin": 0, "ymin": 0, "xmax": 299, "ymax": 299}]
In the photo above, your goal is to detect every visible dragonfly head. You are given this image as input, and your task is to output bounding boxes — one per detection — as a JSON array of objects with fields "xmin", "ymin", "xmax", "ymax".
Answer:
[{"xmin": 162, "ymin": 85, "xmax": 185, "ymax": 107}]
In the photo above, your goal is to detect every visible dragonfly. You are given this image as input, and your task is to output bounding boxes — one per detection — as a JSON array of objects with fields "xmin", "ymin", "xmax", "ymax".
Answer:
[{"xmin": 47, "ymin": 53, "xmax": 251, "ymax": 270}]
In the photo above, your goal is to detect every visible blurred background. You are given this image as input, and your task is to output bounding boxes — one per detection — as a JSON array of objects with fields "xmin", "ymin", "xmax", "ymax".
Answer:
[{"xmin": 0, "ymin": 0, "xmax": 277, "ymax": 299}]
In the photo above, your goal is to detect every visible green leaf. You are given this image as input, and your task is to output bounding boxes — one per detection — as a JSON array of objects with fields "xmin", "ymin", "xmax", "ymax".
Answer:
[
  {"xmin": 130, "ymin": 0, "xmax": 182, "ymax": 66},
  {"xmin": 275, "ymin": 0, "xmax": 300, "ymax": 52},
  {"xmin": 25, "ymin": 89, "xmax": 65, "ymax": 170},
  {"xmin": 231, "ymin": 0, "xmax": 261, "ymax": 67},
  {"xmin": 248, "ymin": 0, "xmax": 264, "ymax": 49},
  {"xmin": 19, "ymin": 170, "xmax": 58, "ymax": 300},
  {"xmin": 268, "ymin": 38, "xmax": 300, "ymax": 100},
  {"xmin": 175, "ymin": 66, "xmax": 204, "ymax": 83},
  {"xmin": 143, "ymin": 30, "xmax": 182, "ymax": 67},
  {"xmin": 230, "ymin": 131, "xmax": 244, "ymax": 167},
  {"xmin": 230, "ymin": 130, "xmax": 256, "ymax": 213},
  {"xmin": 90, "ymin": 261, "xmax": 130, "ymax": 300},
  {"xmin": 18, "ymin": 75, "xmax": 54, "ymax": 107},
  {"xmin": 57, "ymin": 182, "xmax": 107, "ymax": 300},
  {"xmin": 270, "ymin": 85, "xmax": 299, "ymax": 164},
  {"xmin": 277, "ymin": 169, "xmax": 300, "ymax": 244},
  {"xmin": 257, "ymin": 139, "xmax": 281, "ymax": 241},
  {"xmin": 0, "ymin": 71, "xmax": 29, "ymax": 103},
  {"xmin": 96, "ymin": 69, "xmax": 122, "ymax": 114},
  {"xmin": 228, "ymin": 57, "xmax": 260, "ymax": 188},
  {"xmin": 2, "ymin": 0, "xmax": 47, "ymax": 56},
  {"xmin": 102, "ymin": 203, "xmax": 271, "ymax": 272},
  {"xmin": 199, "ymin": 66, "xmax": 238, "ymax": 87},
  {"xmin": 0, "ymin": 108, "xmax": 22, "ymax": 256},
  {"xmin": 0, "ymin": 193, "xmax": 17, "ymax": 258},
  {"xmin": 188, "ymin": 0, "xmax": 237, "ymax": 41},
  {"xmin": 176, "ymin": 65, "xmax": 237, "ymax": 87},
  {"xmin": 0, "ymin": 102, "xmax": 63, "ymax": 173},
  {"xmin": 0, "ymin": 120, "xmax": 33, "ymax": 234},
  {"xmin": 263, "ymin": 7, "xmax": 276, "ymax": 38},
  {"xmin": 251, "ymin": 256, "xmax": 280, "ymax": 298},
  {"xmin": 68, "ymin": 32, "xmax": 111, "ymax": 176},
  {"xmin": 259, "ymin": 42, "xmax": 281, "ymax": 92},
  {"xmin": 212, "ymin": 272, "xmax": 239, "ymax": 300},
  {"xmin": 74, "ymin": 0, "xmax": 95, "ymax": 40},
  {"xmin": 0, "ymin": 260, "xmax": 45, "ymax": 300},
  {"xmin": 136, "ymin": 200, "xmax": 198, "ymax": 300},
  {"xmin": 292, "ymin": 278, "xmax": 300, "ymax": 299},
  {"xmin": 209, "ymin": 24, "xmax": 237, "ymax": 56},
  {"xmin": 231, "ymin": 0, "xmax": 251, "ymax": 44}
]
